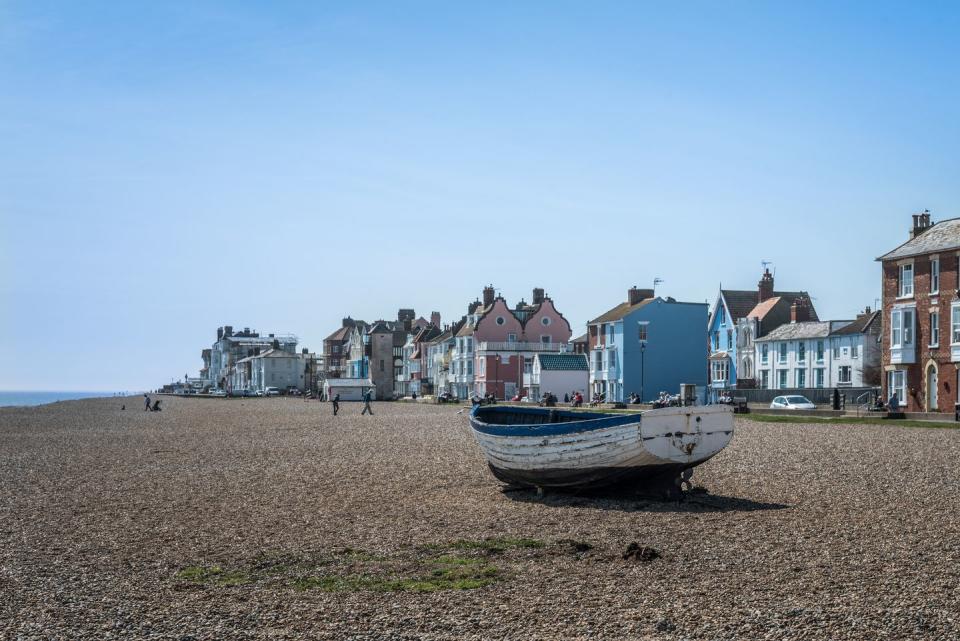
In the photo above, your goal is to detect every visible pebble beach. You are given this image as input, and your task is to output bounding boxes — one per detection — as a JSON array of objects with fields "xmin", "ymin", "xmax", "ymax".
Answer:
[{"xmin": 2, "ymin": 397, "xmax": 959, "ymax": 640}]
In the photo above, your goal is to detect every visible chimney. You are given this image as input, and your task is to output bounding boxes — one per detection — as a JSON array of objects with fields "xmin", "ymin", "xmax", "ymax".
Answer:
[
  {"xmin": 628, "ymin": 287, "xmax": 654, "ymax": 305},
  {"xmin": 272, "ymin": 339, "xmax": 280, "ymax": 350},
  {"xmin": 269, "ymin": 333, "xmax": 274, "ymax": 338},
  {"xmin": 790, "ymin": 296, "xmax": 811, "ymax": 323},
  {"xmin": 910, "ymin": 209, "xmax": 933, "ymax": 239},
  {"xmin": 532, "ymin": 288, "xmax": 545, "ymax": 305},
  {"xmin": 431, "ymin": 311, "xmax": 441, "ymax": 327},
  {"xmin": 483, "ymin": 285, "xmax": 495, "ymax": 306},
  {"xmin": 758, "ymin": 268, "xmax": 774, "ymax": 303},
  {"xmin": 342, "ymin": 317, "xmax": 353, "ymax": 328},
  {"xmin": 224, "ymin": 325, "xmax": 233, "ymax": 337},
  {"xmin": 217, "ymin": 327, "xmax": 224, "ymax": 340},
  {"xmin": 468, "ymin": 300, "xmax": 481, "ymax": 314},
  {"xmin": 302, "ymin": 348, "xmax": 308, "ymax": 355}
]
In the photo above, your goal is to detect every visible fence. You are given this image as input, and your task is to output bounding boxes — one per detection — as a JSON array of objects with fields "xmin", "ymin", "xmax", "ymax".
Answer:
[{"xmin": 731, "ymin": 387, "xmax": 880, "ymax": 406}]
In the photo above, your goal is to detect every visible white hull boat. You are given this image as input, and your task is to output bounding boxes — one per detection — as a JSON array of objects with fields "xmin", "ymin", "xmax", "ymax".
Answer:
[{"xmin": 469, "ymin": 405, "xmax": 734, "ymax": 493}]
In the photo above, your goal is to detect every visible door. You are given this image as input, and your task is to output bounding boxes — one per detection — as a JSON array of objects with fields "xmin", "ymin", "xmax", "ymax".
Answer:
[{"xmin": 927, "ymin": 364, "xmax": 938, "ymax": 411}]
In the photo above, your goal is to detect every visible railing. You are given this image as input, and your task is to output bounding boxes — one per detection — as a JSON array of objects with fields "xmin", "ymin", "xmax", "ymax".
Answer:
[
  {"xmin": 477, "ymin": 341, "xmax": 566, "ymax": 352},
  {"xmin": 855, "ymin": 390, "xmax": 879, "ymax": 417}
]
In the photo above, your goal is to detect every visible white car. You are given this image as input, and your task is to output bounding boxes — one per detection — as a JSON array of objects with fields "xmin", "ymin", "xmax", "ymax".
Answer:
[
  {"xmin": 264, "ymin": 387, "xmax": 281, "ymax": 397},
  {"xmin": 209, "ymin": 389, "xmax": 227, "ymax": 397},
  {"xmin": 770, "ymin": 395, "xmax": 816, "ymax": 410}
]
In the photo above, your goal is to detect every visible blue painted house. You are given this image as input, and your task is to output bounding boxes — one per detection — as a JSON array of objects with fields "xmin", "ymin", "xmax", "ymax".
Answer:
[
  {"xmin": 587, "ymin": 287, "xmax": 707, "ymax": 403},
  {"xmin": 708, "ymin": 269, "xmax": 817, "ymax": 399}
]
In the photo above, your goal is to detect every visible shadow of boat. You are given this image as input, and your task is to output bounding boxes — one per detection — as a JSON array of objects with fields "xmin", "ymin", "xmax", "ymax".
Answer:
[{"xmin": 501, "ymin": 485, "xmax": 790, "ymax": 514}]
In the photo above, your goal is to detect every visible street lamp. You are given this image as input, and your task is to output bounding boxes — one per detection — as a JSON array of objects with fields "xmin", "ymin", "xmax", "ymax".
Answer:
[{"xmin": 640, "ymin": 341, "xmax": 646, "ymax": 403}]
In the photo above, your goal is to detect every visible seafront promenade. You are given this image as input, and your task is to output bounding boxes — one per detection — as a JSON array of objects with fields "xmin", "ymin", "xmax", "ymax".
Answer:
[{"xmin": 2, "ymin": 397, "xmax": 958, "ymax": 639}]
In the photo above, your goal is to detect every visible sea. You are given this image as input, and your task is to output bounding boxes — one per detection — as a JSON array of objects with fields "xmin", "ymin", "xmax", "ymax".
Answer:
[{"xmin": 0, "ymin": 391, "xmax": 125, "ymax": 408}]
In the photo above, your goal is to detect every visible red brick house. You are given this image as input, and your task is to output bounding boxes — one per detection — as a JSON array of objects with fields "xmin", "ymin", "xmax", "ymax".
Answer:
[{"xmin": 877, "ymin": 211, "xmax": 960, "ymax": 412}]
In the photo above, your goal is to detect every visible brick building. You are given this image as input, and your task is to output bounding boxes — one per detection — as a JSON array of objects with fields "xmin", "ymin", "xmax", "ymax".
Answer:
[{"xmin": 877, "ymin": 211, "xmax": 960, "ymax": 412}]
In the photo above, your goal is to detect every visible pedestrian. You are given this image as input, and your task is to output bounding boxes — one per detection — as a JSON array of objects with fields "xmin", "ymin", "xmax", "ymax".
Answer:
[
  {"xmin": 144, "ymin": 394, "xmax": 150, "ymax": 411},
  {"xmin": 361, "ymin": 389, "xmax": 374, "ymax": 415},
  {"xmin": 332, "ymin": 393, "xmax": 340, "ymax": 416}
]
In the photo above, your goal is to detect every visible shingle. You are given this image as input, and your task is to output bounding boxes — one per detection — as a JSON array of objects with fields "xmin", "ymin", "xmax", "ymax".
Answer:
[
  {"xmin": 755, "ymin": 321, "xmax": 832, "ymax": 342},
  {"xmin": 589, "ymin": 298, "xmax": 655, "ymax": 324}
]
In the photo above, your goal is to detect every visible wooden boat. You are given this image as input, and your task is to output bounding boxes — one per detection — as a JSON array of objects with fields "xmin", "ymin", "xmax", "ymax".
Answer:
[{"xmin": 469, "ymin": 405, "xmax": 734, "ymax": 494}]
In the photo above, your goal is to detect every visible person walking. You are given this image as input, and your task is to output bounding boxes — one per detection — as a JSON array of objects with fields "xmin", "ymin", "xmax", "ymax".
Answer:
[
  {"xmin": 332, "ymin": 393, "xmax": 340, "ymax": 416},
  {"xmin": 144, "ymin": 394, "xmax": 151, "ymax": 411},
  {"xmin": 361, "ymin": 389, "xmax": 374, "ymax": 415}
]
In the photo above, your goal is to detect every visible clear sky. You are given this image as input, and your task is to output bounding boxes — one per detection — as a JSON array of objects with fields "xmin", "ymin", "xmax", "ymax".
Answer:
[{"xmin": 1, "ymin": 1, "xmax": 958, "ymax": 391}]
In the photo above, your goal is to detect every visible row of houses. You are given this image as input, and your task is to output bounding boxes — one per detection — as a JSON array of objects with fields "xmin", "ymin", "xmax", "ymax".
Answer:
[{"xmin": 182, "ymin": 210, "xmax": 958, "ymax": 412}]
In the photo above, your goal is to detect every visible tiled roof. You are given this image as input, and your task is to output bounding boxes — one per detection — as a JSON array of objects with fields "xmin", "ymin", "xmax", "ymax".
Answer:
[
  {"xmin": 720, "ymin": 290, "xmax": 761, "ymax": 321},
  {"xmin": 755, "ymin": 321, "xmax": 832, "ymax": 342},
  {"xmin": 325, "ymin": 326, "xmax": 353, "ymax": 342},
  {"xmin": 589, "ymin": 298, "xmax": 655, "ymax": 324},
  {"xmin": 877, "ymin": 218, "xmax": 960, "ymax": 261},
  {"xmin": 537, "ymin": 353, "xmax": 588, "ymax": 371},
  {"xmin": 722, "ymin": 290, "xmax": 818, "ymax": 321},
  {"xmin": 831, "ymin": 311, "xmax": 881, "ymax": 335},
  {"xmin": 747, "ymin": 296, "xmax": 782, "ymax": 320},
  {"xmin": 572, "ymin": 333, "xmax": 588, "ymax": 344}
]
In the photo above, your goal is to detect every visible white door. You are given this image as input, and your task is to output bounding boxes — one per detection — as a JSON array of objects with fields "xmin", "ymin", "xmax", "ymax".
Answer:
[{"xmin": 928, "ymin": 365, "xmax": 938, "ymax": 411}]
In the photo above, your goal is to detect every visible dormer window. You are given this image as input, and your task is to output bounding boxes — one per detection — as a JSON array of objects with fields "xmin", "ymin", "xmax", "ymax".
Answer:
[{"xmin": 899, "ymin": 262, "xmax": 914, "ymax": 298}]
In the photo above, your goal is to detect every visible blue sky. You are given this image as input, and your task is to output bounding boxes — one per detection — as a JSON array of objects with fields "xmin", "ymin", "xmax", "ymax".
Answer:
[{"xmin": 1, "ymin": 1, "xmax": 958, "ymax": 391}]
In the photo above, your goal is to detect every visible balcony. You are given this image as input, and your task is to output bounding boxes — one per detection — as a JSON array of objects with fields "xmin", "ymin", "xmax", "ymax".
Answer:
[
  {"xmin": 890, "ymin": 344, "xmax": 916, "ymax": 365},
  {"xmin": 477, "ymin": 341, "xmax": 565, "ymax": 352}
]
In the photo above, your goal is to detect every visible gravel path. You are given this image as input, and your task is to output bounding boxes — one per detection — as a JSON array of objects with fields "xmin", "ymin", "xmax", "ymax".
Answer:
[{"xmin": 2, "ymin": 397, "xmax": 958, "ymax": 640}]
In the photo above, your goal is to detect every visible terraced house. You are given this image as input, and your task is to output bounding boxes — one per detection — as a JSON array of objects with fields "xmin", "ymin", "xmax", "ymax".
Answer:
[{"xmin": 878, "ymin": 211, "xmax": 960, "ymax": 412}]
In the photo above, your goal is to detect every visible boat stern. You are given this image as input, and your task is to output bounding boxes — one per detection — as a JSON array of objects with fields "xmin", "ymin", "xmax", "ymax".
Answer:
[{"xmin": 639, "ymin": 405, "xmax": 734, "ymax": 465}]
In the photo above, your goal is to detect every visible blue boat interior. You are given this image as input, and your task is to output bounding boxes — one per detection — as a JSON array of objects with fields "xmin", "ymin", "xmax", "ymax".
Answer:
[{"xmin": 472, "ymin": 405, "xmax": 616, "ymax": 425}]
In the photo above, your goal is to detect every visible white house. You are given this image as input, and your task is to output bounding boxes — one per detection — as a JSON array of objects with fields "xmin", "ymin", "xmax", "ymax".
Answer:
[
  {"xmin": 234, "ymin": 348, "xmax": 307, "ymax": 393},
  {"xmin": 754, "ymin": 309, "xmax": 881, "ymax": 390},
  {"xmin": 529, "ymin": 353, "xmax": 589, "ymax": 401}
]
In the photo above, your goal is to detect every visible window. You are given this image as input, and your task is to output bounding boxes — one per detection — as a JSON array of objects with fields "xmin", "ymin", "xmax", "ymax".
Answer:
[
  {"xmin": 594, "ymin": 351, "xmax": 602, "ymax": 372},
  {"xmin": 833, "ymin": 342, "xmax": 840, "ymax": 359},
  {"xmin": 815, "ymin": 368, "xmax": 824, "ymax": 388},
  {"xmin": 838, "ymin": 366, "xmax": 852, "ymax": 384},
  {"xmin": 467, "ymin": 360, "xmax": 473, "ymax": 375},
  {"xmin": 496, "ymin": 316, "xmax": 505, "ymax": 325},
  {"xmin": 899, "ymin": 263, "xmax": 914, "ymax": 297},
  {"xmin": 608, "ymin": 325, "xmax": 615, "ymax": 344},
  {"xmin": 953, "ymin": 305, "xmax": 960, "ymax": 344},
  {"xmin": 891, "ymin": 308, "xmax": 916, "ymax": 348},
  {"xmin": 380, "ymin": 359, "xmax": 384, "ymax": 372},
  {"xmin": 778, "ymin": 370, "xmax": 788, "ymax": 389},
  {"xmin": 816, "ymin": 341, "xmax": 825, "ymax": 362},
  {"xmin": 761, "ymin": 344, "xmax": 769, "ymax": 364},
  {"xmin": 507, "ymin": 333, "xmax": 517, "ymax": 343},
  {"xmin": 541, "ymin": 317, "xmax": 551, "ymax": 326},
  {"xmin": 727, "ymin": 329, "xmax": 733, "ymax": 348},
  {"xmin": 713, "ymin": 332, "xmax": 719, "ymax": 350},
  {"xmin": 466, "ymin": 338, "xmax": 473, "ymax": 353},
  {"xmin": 712, "ymin": 359, "xmax": 729, "ymax": 383},
  {"xmin": 796, "ymin": 369, "xmax": 806, "ymax": 388},
  {"xmin": 719, "ymin": 306, "xmax": 726, "ymax": 325},
  {"xmin": 851, "ymin": 342, "xmax": 859, "ymax": 358},
  {"xmin": 929, "ymin": 312, "xmax": 939, "ymax": 347},
  {"xmin": 887, "ymin": 370, "xmax": 906, "ymax": 403},
  {"xmin": 931, "ymin": 257, "xmax": 940, "ymax": 294},
  {"xmin": 798, "ymin": 342, "xmax": 806, "ymax": 363},
  {"xmin": 479, "ymin": 359, "xmax": 485, "ymax": 376},
  {"xmin": 760, "ymin": 370, "xmax": 770, "ymax": 389},
  {"xmin": 541, "ymin": 335, "xmax": 551, "ymax": 345},
  {"xmin": 778, "ymin": 343, "xmax": 787, "ymax": 364},
  {"xmin": 607, "ymin": 350, "xmax": 617, "ymax": 370},
  {"xmin": 638, "ymin": 322, "xmax": 648, "ymax": 342}
]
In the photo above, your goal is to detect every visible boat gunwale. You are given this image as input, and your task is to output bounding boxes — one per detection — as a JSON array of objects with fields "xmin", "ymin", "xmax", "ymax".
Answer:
[{"xmin": 469, "ymin": 405, "xmax": 641, "ymax": 437}]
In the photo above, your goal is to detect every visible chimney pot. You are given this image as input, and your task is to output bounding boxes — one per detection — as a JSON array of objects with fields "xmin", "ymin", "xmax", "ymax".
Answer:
[
  {"xmin": 758, "ymin": 268, "xmax": 775, "ymax": 303},
  {"xmin": 628, "ymin": 287, "xmax": 654, "ymax": 305}
]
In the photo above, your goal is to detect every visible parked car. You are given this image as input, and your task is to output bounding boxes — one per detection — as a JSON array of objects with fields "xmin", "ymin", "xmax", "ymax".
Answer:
[
  {"xmin": 264, "ymin": 387, "xmax": 281, "ymax": 397},
  {"xmin": 770, "ymin": 395, "xmax": 816, "ymax": 410},
  {"xmin": 209, "ymin": 389, "xmax": 227, "ymax": 397},
  {"xmin": 286, "ymin": 387, "xmax": 302, "ymax": 396}
]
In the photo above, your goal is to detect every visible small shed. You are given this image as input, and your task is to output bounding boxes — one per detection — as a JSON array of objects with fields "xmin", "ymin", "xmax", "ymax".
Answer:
[
  {"xmin": 532, "ymin": 353, "xmax": 589, "ymax": 400},
  {"xmin": 323, "ymin": 378, "xmax": 375, "ymax": 401}
]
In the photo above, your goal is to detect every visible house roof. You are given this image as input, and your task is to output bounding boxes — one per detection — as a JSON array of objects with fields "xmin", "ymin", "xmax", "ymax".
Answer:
[
  {"xmin": 572, "ymin": 333, "xmax": 588, "ymax": 344},
  {"xmin": 877, "ymin": 218, "xmax": 960, "ymax": 261},
  {"xmin": 755, "ymin": 321, "xmax": 833, "ymax": 342},
  {"xmin": 746, "ymin": 296, "xmax": 782, "ymax": 320},
  {"xmin": 589, "ymin": 298, "xmax": 656, "ymax": 324},
  {"xmin": 537, "ymin": 353, "xmax": 588, "ymax": 371},
  {"xmin": 721, "ymin": 290, "xmax": 818, "ymax": 321},
  {"xmin": 831, "ymin": 311, "xmax": 881, "ymax": 335},
  {"xmin": 325, "ymin": 326, "xmax": 353, "ymax": 342}
]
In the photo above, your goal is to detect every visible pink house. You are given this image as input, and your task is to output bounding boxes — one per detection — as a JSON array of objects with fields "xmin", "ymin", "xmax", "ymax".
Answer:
[{"xmin": 469, "ymin": 286, "xmax": 573, "ymax": 399}]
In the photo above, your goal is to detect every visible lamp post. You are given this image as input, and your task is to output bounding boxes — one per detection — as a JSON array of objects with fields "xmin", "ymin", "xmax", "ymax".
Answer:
[
  {"xmin": 494, "ymin": 354, "xmax": 500, "ymax": 400},
  {"xmin": 640, "ymin": 341, "xmax": 646, "ymax": 403}
]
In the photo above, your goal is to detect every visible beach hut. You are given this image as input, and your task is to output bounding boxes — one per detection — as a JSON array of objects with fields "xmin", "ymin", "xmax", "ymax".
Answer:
[{"xmin": 323, "ymin": 378, "xmax": 376, "ymax": 401}]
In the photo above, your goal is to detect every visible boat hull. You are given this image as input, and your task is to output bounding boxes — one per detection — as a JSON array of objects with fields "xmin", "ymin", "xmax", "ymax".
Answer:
[{"xmin": 469, "ymin": 405, "xmax": 734, "ymax": 490}]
